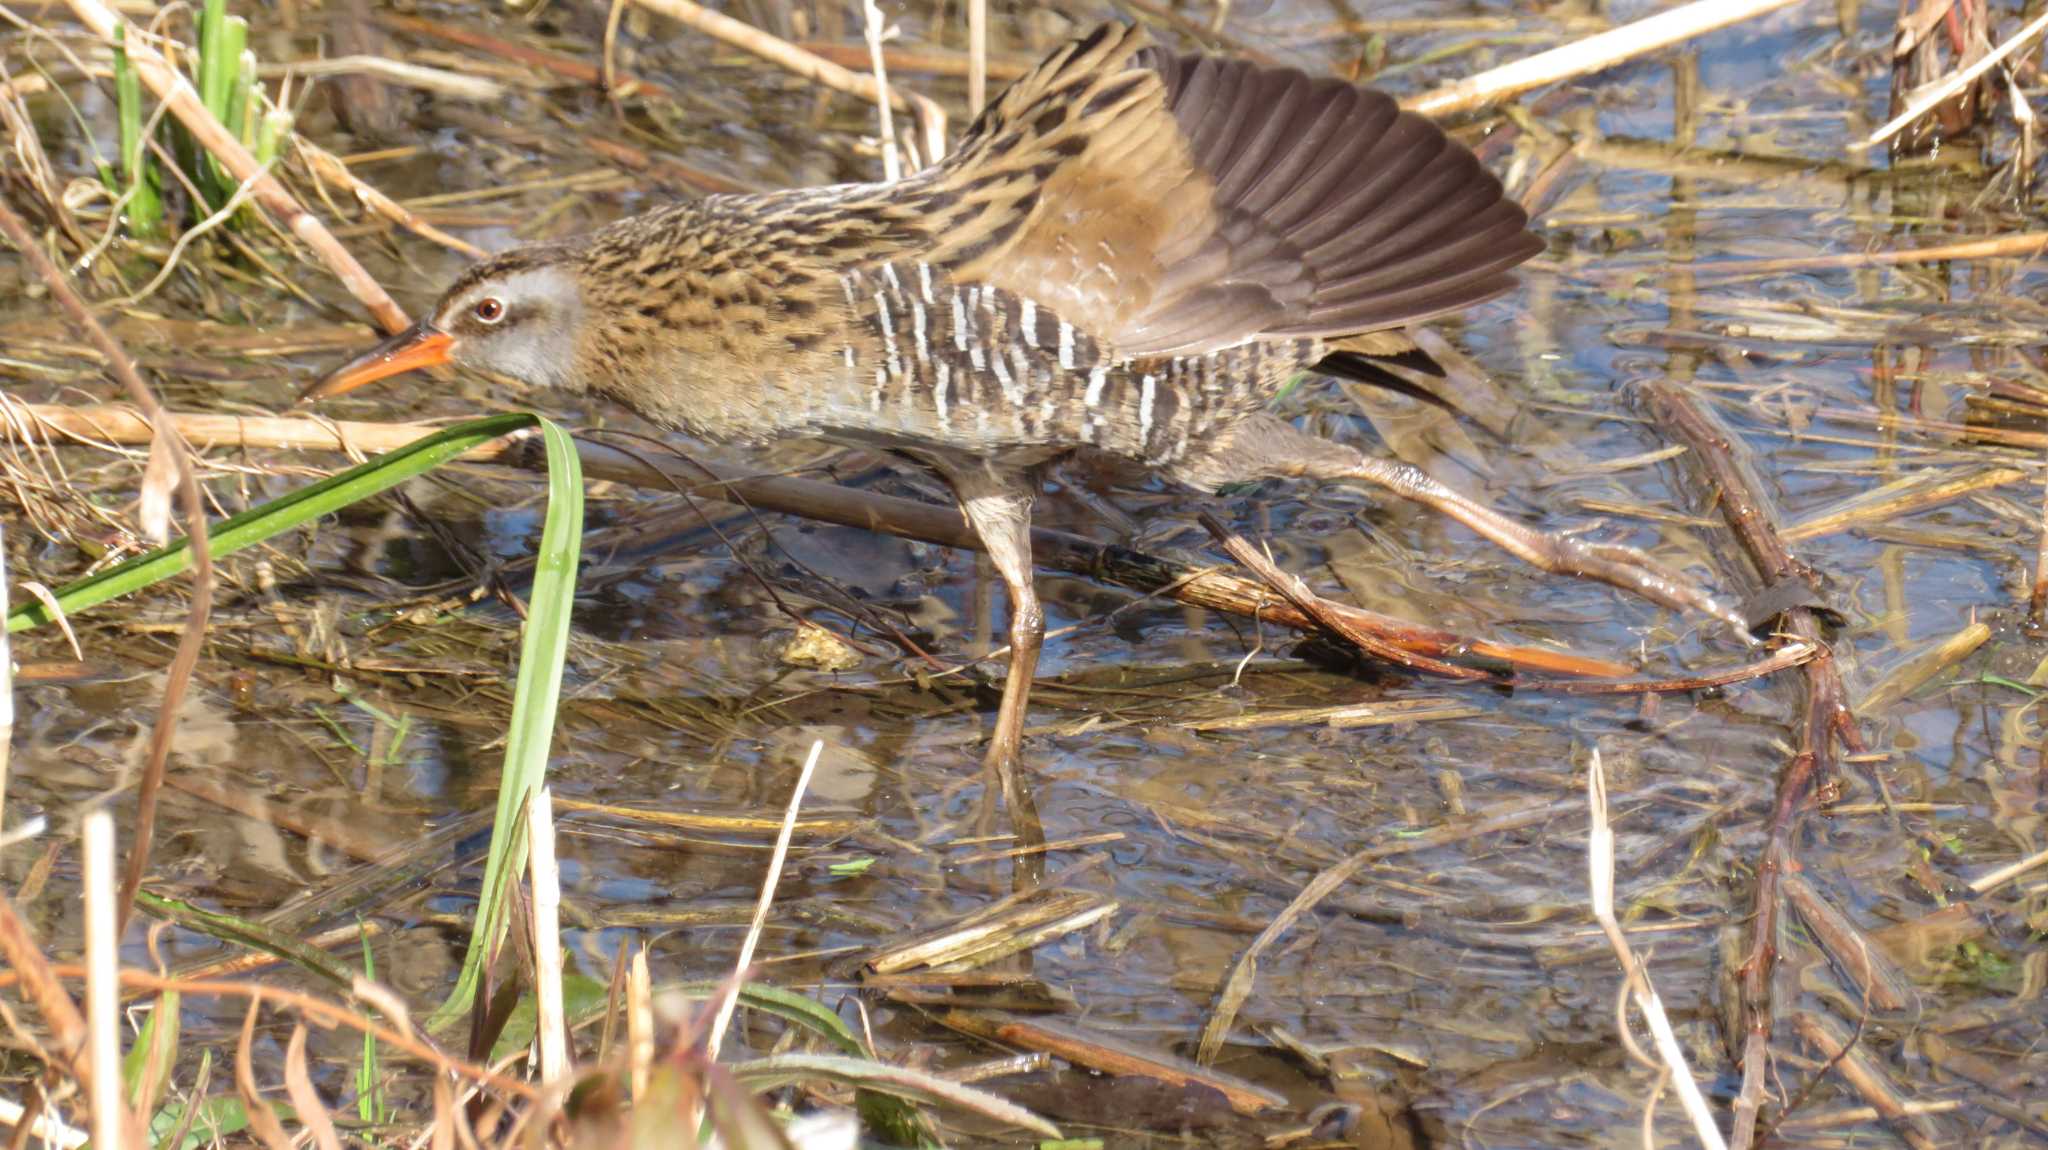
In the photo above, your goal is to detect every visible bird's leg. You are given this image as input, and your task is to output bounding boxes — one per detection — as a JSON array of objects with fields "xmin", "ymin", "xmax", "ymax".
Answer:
[
  {"xmin": 1175, "ymin": 415, "xmax": 1750, "ymax": 634},
  {"xmin": 938, "ymin": 462, "xmax": 1048, "ymax": 809}
]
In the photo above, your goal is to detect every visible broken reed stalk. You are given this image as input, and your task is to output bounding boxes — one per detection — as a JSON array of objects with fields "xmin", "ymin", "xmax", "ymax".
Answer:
[
  {"xmin": 628, "ymin": 946, "xmax": 653, "ymax": 1104},
  {"xmin": 1403, "ymin": 0, "xmax": 1804, "ymax": 117},
  {"xmin": 1639, "ymin": 379, "xmax": 1864, "ymax": 1150},
  {"xmin": 1586, "ymin": 751, "xmax": 1728, "ymax": 1149},
  {"xmin": 59, "ymin": 0, "xmax": 409, "ymax": 334},
  {"xmin": 0, "ymin": 200, "xmax": 213, "ymax": 936},
  {"xmin": 528, "ymin": 787, "xmax": 567, "ymax": 1083},
  {"xmin": 81, "ymin": 812, "xmax": 131, "ymax": 1150},
  {"xmin": 1, "ymin": 404, "xmax": 1634, "ymax": 679},
  {"xmin": 625, "ymin": 0, "xmax": 947, "ymax": 164},
  {"xmin": 706, "ymin": 739, "xmax": 822, "ymax": 1062}
]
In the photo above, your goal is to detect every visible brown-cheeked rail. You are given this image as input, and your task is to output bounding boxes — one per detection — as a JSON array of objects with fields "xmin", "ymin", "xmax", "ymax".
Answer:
[{"xmin": 307, "ymin": 22, "xmax": 1744, "ymax": 776}]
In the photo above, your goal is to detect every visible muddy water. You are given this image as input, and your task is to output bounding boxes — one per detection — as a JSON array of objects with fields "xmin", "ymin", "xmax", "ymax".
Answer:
[{"xmin": 4, "ymin": 0, "xmax": 2047, "ymax": 1145}]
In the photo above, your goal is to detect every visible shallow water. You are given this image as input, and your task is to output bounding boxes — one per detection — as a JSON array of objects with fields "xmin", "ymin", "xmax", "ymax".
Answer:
[{"xmin": 4, "ymin": 0, "xmax": 2048, "ymax": 1145}]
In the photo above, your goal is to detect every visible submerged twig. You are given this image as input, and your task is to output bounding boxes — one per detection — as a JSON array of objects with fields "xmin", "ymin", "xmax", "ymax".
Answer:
[{"xmin": 1640, "ymin": 380, "xmax": 1865, "ymax": 1150}]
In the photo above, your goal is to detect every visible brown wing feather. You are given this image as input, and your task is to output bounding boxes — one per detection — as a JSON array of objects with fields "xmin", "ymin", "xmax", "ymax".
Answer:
[{"xmin": 935, "ymin": 24, "xmax": 1539, "ymax": 359}]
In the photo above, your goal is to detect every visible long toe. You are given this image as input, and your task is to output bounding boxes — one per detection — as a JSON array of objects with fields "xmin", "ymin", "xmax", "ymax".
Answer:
[{"xmin": 1558, "ymin": 538, "xmax": 1753, "ymax": 641}]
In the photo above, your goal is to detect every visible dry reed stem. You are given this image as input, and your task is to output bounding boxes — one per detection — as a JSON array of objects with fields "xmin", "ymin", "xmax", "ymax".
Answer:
[
  {"xmin": 1789, "ymin": 1014, "xmax": 1941, "ymax": 1150},
  {"xmin": 707, "ymin": 739, "xmax": 821, "ymax": 1061},
  {"xmin": 59, "ymin": 0, "xmax": 409, "ymax": 333},
  {"xmin": 1198, "ymin": 512, "xmax": 1494, "ymax": 681},
  {"xmin": 0, "ymin": 521, "xmax": 11, "ymax": 835},
  {"xmin": 528, "ymin": 787, "xmax": 567, "ymax": 1084},
  {"xmin": 1854, "ymin": 620, "xmax": 1990, "ymax": 716},
  {"xmin": 81, "ymin": 812, "xmax": 129, "ymax": 1150},
  {"xmin": 860, "ymin": 0, "xmax": 901, "ymax": 180},
  {"xmin": 1587, "ymin": 752, "xmax": 1728, "ymax": 1149},
  {"xmin": 283, "ymin": 1025, "xmax": 345, "ymax": 1150},
  {"xmin": 259, "ymin": 56, "xmax": 505, "ymax": 101},
  {"xmin": 1862, "ymin": 7, "xmax": 2048, "ymax": 148},
  {"xmin": 1692, "ymin": 231, "xmax": 2048, "ymax": 279},
  {"xmin": 296, "ymin": 138, "xmax": 487, "ymax": 259},
  {"xmin": 626, "ymin": 0, "xmax": 946, "ymax": 165},
  {"xmin": 3, "ymin": 404, "xmax": 1635, "ymax": 679},
  {"xmin": 1966, "ymin": 839, "xmax": 2048, "ymax": 894},
  {"xmin": 1780, "ymin": 875, "xmax": 1915, "ymax": 1014},
  {"xmin": 627, "ymin": 946, "xmax": 652, "ymax": 1104},
  {"xmin": 1403, "ymin": 0, "xmax": 1803, "ymax": 118},
  {"xmin": 967, "ymin": 0, "xmax": 987, "ymax": 113},
  {"xmin": 0, "ymin": 201, "xmax": 213, "ymax": 936},
  {"xmin": 940, "ymin": 1012, "xmax": 1283, "ymax": 1116}
]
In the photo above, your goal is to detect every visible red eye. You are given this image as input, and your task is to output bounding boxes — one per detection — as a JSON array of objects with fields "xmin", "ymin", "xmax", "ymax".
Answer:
[{"xmin": 473, "ymin": 297, "xmax": 505, "ymax": 323}]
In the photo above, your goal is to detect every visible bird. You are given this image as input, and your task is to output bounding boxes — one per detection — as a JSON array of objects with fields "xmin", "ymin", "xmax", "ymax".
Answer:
[{"xmin": 306, "ymin": 21, "xmax": 1742, "ymax": 778}]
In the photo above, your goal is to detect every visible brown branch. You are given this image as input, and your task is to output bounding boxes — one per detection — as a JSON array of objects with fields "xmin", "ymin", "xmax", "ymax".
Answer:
[
  {"xmin": 0, "ymin": 204, "xmax": 213, "ymax": 935},
  {"xmin": 60, "ymin": 0, "xmax": 409, "ymax": 334},
  {"xmin": 1640, "ymin": 379, "xmax": 1865, "ymax": 1150}
]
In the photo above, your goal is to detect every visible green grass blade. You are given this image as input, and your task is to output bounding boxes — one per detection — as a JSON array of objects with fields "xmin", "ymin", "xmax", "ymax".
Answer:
[
  {"xmin": 430, "ymin": 418, "xmax": 583, "ymax": 1030},
  {"xmin": 358, "ymin": 929, "xmax": 384, "ymax": 1123},
  {"xmin": 6, "ymin": 413, "xmax": 534, "ymax": 634},
  {"xmin": 134, "ymin": 890, "xmax": 357, "ymax": 987},
  {"xmin": 120, "ymin": 988, "xmax": 179, "ymax": 1114},
  {"xmin": 197, "ymin": 0, "xmax": 231, "ymax": 204}
]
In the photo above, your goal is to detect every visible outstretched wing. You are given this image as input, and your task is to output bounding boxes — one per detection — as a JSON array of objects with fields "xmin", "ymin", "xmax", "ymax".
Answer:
[{"xmin": 924, "ymin": 23, "xmax": 1541, "ymax": 359}]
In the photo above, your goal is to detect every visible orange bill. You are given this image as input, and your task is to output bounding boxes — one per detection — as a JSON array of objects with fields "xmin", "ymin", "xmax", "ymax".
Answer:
[{"xmin": 298, "ymin": 321, "xmax": 452, "ymax": 403}]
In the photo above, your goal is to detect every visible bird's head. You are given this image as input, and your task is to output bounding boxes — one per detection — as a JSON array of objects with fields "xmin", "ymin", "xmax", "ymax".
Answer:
[{"xmin": 302, "ymin": 243, "xmax": 588, "ymax": 402}]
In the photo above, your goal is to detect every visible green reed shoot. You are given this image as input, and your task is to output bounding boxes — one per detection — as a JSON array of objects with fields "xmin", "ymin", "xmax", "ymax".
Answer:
[
  {"xmin": 111, "ymin": 25, "xmax": 162, "ymax": 236},
  {"xmin": 179, "ymin": 0, "xmax": 259, "ymax": 215}
]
